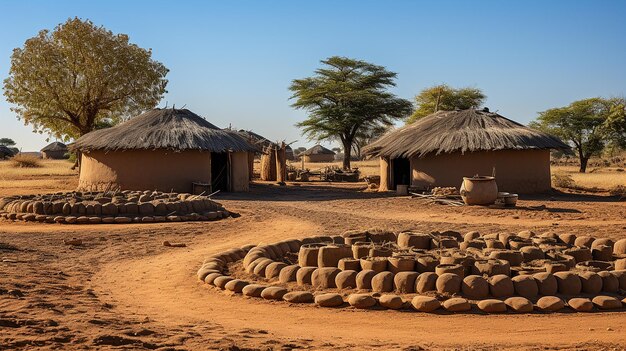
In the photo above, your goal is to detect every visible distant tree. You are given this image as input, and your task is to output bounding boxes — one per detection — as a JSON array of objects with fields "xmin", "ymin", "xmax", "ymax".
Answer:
[
  {"xmin": 3, "ymin": 17, "xmax": 168, "ymax": 142},
  {"xmin": 0, "ymin": 138, "xmax": 16, "ymax": 147},
  {"xmin": 290, "ymin": 56, "xmax": 413, "ymax": 169},
  {"xmin": 352, "ymin": 122, "xmax": 390, "ymax": 160},
  {"xmin": 407, "ymin": 84, "xmax": 485, "ymax": 123},
  {"xmin": 530, "ymin": 97, "xmax": 626, "ymax": 172}
]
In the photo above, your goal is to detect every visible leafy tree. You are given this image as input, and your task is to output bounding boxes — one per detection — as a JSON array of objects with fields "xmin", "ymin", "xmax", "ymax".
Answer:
[
  {"xmin": 290, "ymin": 56, "xmax": 413, "ymax": 169},
  {"xmin": 3, "ymin": 17, "xmax": 168, "ymax": 141},
  {"xmin": 530, "ymin": 97, "xmax": 626, "ymax": 172},
  {"xmin": 407, "ymin": 84, "xmax": 485, "ymax": 123},
  {"xmin": 352, "ymin": 122, "xmax": 390, "ymax": 160},
  {"xmin": 0, "ymin": 138, "xmax": 16, "ymax": 147}
]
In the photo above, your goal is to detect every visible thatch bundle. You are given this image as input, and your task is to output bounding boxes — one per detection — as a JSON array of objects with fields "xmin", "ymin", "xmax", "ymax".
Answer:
[
  {"xmin": 71, "ymin": 108, "xmax": 256, "ymax": 153},
  {"xmin": 364, "ymin": 108, "xmax": 569, "ymax": 158}
]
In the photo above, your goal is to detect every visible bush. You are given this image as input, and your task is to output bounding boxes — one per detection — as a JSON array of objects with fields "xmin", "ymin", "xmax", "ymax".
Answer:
[
  {"xmin": 10, "ymin": 154, "xmax": 42, "ymax": 168},
  {"xmin": 609, "ymin": 185, "xmax": 626, "ymax": 198},
  {"xmin": 552, "ymin": 173, "xmax": 575, "ymax": 188}
]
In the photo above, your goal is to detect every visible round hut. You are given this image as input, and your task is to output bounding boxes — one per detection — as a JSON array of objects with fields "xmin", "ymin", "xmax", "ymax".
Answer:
[
  {"xmin": 71, "ymin": 108, "xmax": 256, "ymax": 193},
  {"xmin": 364, "ymin": 108, "xmax": 569, "ymax": 194},
  {"xmin": 302, "ymin": 145, "xmax": 336, "ymax": 163},
  {"xmin": 40, "ymin": 141, "xmax": 69, "ymax": 159}
]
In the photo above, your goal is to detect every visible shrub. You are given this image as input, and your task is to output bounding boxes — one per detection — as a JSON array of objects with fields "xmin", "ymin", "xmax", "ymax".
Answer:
[
  {"xmin": 609, "ymin": 185, "xmax": 626, "ymax": 199},
  {"xmin": 10, "ymin": 154, "xmax": 42, "ymax": 168},
  {"xmin": 552, "ymin": 173, "xmax": 575, "ymax": 188}
]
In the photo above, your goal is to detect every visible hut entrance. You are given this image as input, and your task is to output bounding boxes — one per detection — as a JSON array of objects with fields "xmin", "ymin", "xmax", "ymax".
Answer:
[
  {"xmin": 391, "ymin": 157, "xmax": 410, "ymax": 189},
  {"xmin": 211, "ymin": 152, "xmax": 229, "ymax": 192}
]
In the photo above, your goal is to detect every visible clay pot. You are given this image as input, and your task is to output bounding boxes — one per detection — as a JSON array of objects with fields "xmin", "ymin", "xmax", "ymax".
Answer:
[
  {"xmin": 460, "ymin": 176, "xmax": 498, "ymax": 205},
  {"xmin": 360, "ymin": 256, "xmax": 388, "ymax": 273}
]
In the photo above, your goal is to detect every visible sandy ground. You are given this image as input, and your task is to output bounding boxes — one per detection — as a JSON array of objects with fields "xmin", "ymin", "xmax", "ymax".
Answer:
[{"xmin": 1, "ymin": 182, "xmax": 626, "ymax": 350}]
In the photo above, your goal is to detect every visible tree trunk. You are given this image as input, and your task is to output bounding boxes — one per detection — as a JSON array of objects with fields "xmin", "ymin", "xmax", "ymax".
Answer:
[
  {"xmin": 342, "ymin": 139, "xmax": 352, "ymax": 170},
  {"xmin": 275, "ymin": 142, "xmax": 286, "ymax": 184},
  {"xmin": 579, "ymin": 157, "xmax": 589, "ymax": 173}
]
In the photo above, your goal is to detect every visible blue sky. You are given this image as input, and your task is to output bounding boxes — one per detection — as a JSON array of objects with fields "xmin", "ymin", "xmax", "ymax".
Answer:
[{"xmin": 1, "ymin": 0, "xmax": 625, "ymax": 151}]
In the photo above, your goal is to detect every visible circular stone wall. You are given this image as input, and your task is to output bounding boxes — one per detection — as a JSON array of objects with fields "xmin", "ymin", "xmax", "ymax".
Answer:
[
  {"xmin": 198, "ymin": 229, "xmax": 626, "ymax": 314},
  {"xmin": 0, "ymin": 190, "xmax": 230, "ymax": 224}
]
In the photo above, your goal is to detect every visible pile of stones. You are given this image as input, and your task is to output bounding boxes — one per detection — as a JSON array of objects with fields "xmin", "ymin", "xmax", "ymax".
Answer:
[
  {"xmin": 198, "ymin": 229, "xmax": 626, "ymax": 313},
  {"xmin": 0, "ymin": 190, "xmax": 231, "ymax": 224}
]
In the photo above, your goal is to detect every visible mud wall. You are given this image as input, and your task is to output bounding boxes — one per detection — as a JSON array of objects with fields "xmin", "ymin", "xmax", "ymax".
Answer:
[{"xmin": 230, "ymin": 151, "xmax": 250, "ymax": 192}]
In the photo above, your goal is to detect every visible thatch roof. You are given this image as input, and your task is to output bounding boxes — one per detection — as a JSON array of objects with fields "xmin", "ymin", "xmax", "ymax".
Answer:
[
  {"xmin": 41, "ymin": 141, "xmax": 67, "ymax": 152},
  {"xmin": 71, "ymin": 108, "xmax": 256, "ymax": 153},
  {"xmin": 364, "ymin": 108, "xmax": 569, "ymax": 159},
  {"xmin": 302, "ymin": 144, "xmax": 335, "ymax": 156},
  {"xmin": 236, "ymin": 130, "xmax": 294, "ymax": 159}
]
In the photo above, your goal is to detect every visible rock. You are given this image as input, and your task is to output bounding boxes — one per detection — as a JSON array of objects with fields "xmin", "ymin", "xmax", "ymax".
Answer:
[
  {"xmin": 296, "ymin": 266, "xmax": 317, "ymax": 285},
  {"xmin": 338, "ymin": 258, "xmax": 360, "ymax": 271},
  {"xmin": 260, "ymin": 287, "xmax": 288, "ymax": 300},
  {"xmin": 213, "ymin": 276, "xmax": 233, "ymax": 289},
  {"xmin": 461, "ymin": 275, "xmax": 489, "ymax": 299},
  {"xmin": 63, "ymin": 238, "xmax": 82, "ymax": 246},
  {"xmin": 436, "ymin": 273, "xmax": 462, "ymax": 295},
  {"xmin": 356, "ymin": 269, "xmax": 376, "ymax": 290},
  {"xmin": 224, "ymin": 279, "xmax": 249, "ymax": 293},
  {"xmin": 242, "ymin": 284, "xmax": 266, "ymax": 297},
  {"xmin": 253, "ymin": 258, "xmax": 274, "ymax": 277},
  {"xmin": 574, "ymin": 236, "xmax": 595, "ymax": 248},
  {"xmin": 411, "ymin": 296, "xmax": 440, "ymax": 312},
  {"xmin": 138, "ymin": 203, "xmax": 154, "ymax": 215},
  {"xmin": 393, "ymin": 272, "xmax": 419, "ymax": 293},
  {"xmin": 283, "ymin": 291, "xmax": 314, "ymax": 303},
  {"xmin": 311, "ymin": 267, "xmax": 340, "ymax": 289},
  {"xmin": 102, "ymin": 203, "xmax": 118, "ymax": 216},
  {"xmin": 533, "ymin": 272, "xmax": 558, "ymax": 296},
  {"xmin": 335, "ymin": 270, "xmax": 358, "ymax": 289},
  {"xmin": 592, "ymin": 295, "xmax": 622, "ymax": 310},
  {"xmin": 442, "ymin": 297, "xmax": 471, "ymax": 312},
  {"xmin": 613, "ymin": 238, "xmax": 626, "ymax": 255},
  {"xmin": 415, "ymin": 272, "xmax": 438, "ymax": 293},
  {"xmin": 554, "ymin": 271, "xmax": 582, "ymax": 295},
  {"xmin": 264, "ymin": 262, "xmax": 287, "ymax": 280},
  {"xmin": 371, "ymin": 271, "xmax": 394, "ymax": 293},
  {"xmin": 578, "ymin": 271, "xmax": 602, "ymax": 294},
  {"xmin": 314, "ymin": 293, "xmax": 344, "ymax": 307},
  {"xmin": 511, "ymin": 275, "xmax": 538, "ymax": 299},
  {"xmin": 568, "ymin": 298, "xmax": 593, "ymax": 312},
  {"xmin": 278, "ymin": 265, "xmax": 300, "ymax": 284},
  {"xmin": 536, "ymin": 296, "xmax": 565, "ymax": 312},
  {"xmin": 379, "ymin": 294, "xmax": 404, "ymax": 309},
  {"xmin": 504, "ymin": 297, "xmax": 533, "ymax": 313},
  {"xmin": 348, "ymin": 294, "xmax": 377, "ymax": 309},
  {"xmin": 597, "ymin": 271, "xmax": 619, "ymax": 293},
  {"xmin": 489, "ymin": 275, "xmax": 514, "ymax": 298},
  {"xmin": 612, "ymin": 270, "xmax": 626, "ymax": 290},
  {"xmin": 477, "ymin": 299, "xmax": 507, "ymax": 313}
]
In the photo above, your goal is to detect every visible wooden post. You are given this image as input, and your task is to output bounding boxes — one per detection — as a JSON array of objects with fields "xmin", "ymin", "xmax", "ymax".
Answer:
[
  {"xmin": 275, "ymin": 142, "xmax": 286, "ymax": 184},
  {"xmin": 260, "ymin": 146, "xmax": 277, "ymax": 181}
]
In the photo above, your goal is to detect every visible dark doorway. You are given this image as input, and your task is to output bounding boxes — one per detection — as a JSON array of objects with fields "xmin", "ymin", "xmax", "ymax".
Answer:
[
  {"xmin": 392, "ymin": 157, "xmax": 410, "ymax": 189},
  {"xmin": 211, "ymin": 152, "xmax": 229, "ymax": 192}
]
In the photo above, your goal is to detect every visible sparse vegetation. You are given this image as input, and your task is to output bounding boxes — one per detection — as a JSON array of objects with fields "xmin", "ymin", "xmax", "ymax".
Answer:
[{"xmin": 10, "ymin": 154, "xmax": 42, "ymax": 168}]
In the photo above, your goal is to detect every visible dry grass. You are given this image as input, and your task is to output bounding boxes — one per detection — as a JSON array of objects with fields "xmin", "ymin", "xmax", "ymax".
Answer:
[
  {"xmin": 286, "ymin": 159, "xmax": 381, "ymax": 177},
  {"xmin": 0, "ymin": 159, "xmax": 77, "ymax": 196},
  {"xmin": 10, "ymin": 154, "xmax": 42, "ymax": 168},
  {"xmin": 551, "ymin": 165, "xmax": 626, "ymax": 190}
]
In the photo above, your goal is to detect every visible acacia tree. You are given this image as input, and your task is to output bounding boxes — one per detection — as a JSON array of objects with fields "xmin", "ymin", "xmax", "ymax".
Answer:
[
  {"xmin": 530, "ymin": 97, "xmax": 626, "ymax": 172},
  {"xmin": 0, "ymin": 138, "xmax": 16, "ymax": 147},
  {"xmin": 3, "ymin": 17, "xmax": 168, "ymax": 141},
  {"xmin": 290, "ymin": 56, "xmax": 413, "ymax": 169},
  {"xmin": 407, "ymin": 84, "xmax": 485, "ymax": 123}
]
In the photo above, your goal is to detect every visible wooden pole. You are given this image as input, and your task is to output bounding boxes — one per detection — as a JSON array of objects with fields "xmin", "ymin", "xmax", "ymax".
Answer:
[{"xmin": 275, "ymin": 142, "xmax": 286, "ymax": 184}]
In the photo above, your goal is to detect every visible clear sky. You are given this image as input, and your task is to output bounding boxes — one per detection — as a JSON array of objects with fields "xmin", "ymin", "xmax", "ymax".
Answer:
[{"xmin": 1, "ymin": 0, "xmax": 625, "ymax": 151}]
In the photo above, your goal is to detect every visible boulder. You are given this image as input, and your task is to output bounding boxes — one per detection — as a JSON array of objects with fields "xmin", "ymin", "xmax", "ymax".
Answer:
[
  {"xmin": 554, "ymin": 271, "xmax": 582, "ymax": 295},
  {"xmin": 568, "ymin": 298, "xmax": 593, "ymax": 312},
  {"xmin": 265, "ymin": 262, "xmax": 287, "ymax": 280},
  {"xmin": 511, "ymin": 275, "xmax": 538, "ymax": 299},
  {"xmin": 283, "ymin": 291, "xmax": 314, "ymax": 303},
  {"xmin": 598, "ymin": 271, "xmax": 619, "ymax": 293},
  {"xmin": 348, "ymin": 294, "xmax": 377, "ymax": 309},
  {"xmin": 461, "ymin": 275, "xmax": 489, "ymax": 299},
  {"xmin": 356, "ymin": 269, "xmax": 377, "ymax": 290},
  {"xmin": 477, "ymin": 299, "xmax": 507, "ymax": 313},
  {"xmin": 592, "ymin": 295, "xmax": 622, "ymax": 310},
  {"xmin": 213, "ymin": 276, "xmax": 234, "ymax": 289},
  {"xmin": 311, "ymin": 267, "xmax": 340, "ymax": 289},
  {"xmin": 335, "ymin": 270, "xmax": 358, "ymax": 289},
  {"xmin": 578, "ymin": 271, "xmax": 602, "ymax": 294},
  {"xmin": 204, "ymin": 273, "xmax": 222, "ymax": 285},
  {"xmin": 278, "ymin": 265, "xmax": 300, "ymax": 284},
  {"xmin": 436, "ymin": 273, "xmax": 462, "ymax": 295},
  {"xmin": 242, "ymin": 284, "xmax": 267, "ymax": 297},
  {"xmin": 393, "ymin": 272, "xmax": 419, "ymax": 293},
  {"xmin": 371, "ymin": 271, "xmax": 394, "ymax": 293},
  {"xmin": 338, "ymin": 258, "xmax": 361, "ymax": 271},
  {"xmin": 536, "ymin": 296, "xmax": 565, "ymax": 312},
  {"xmin": 612, "ymin": 270, "xmax": 626, "ymax": 290},
  {"xmin": 442, "ymin": 298, "xmax": 471, "ymax": 312},
  {"xmin": 411, "ymin": 296, "xmax": 440, "ymax": 312},
  {"xmin": 296, "ymin": 266, "xmax": 317, "ymax": 285},
  {"xmin": 315, "ymin": 293, "xmax": 344, "ymax": 307},
  {"xmin": 260, "ymin": 287, "xmax": 288, "ymax": 300},
  {"xmin": 613, "ymin": 238, "xmax": 626, "ymax": 255},
  {"xmin": 489, "ymin": 275, "xmax": 514, "ymax": 298},
  {"xmin": 224, "ymin": 279, "xmax": 249, "ymax": 293},
  {"xmin": 252, "ymin": 258, "xmax": 274, "ymax": 277},
  {"xmin": 533, "ymin": 272, "xmax": 558, "ymax": 296},
  {"xmin": 379, "ymin": 294, "xmax": 404, "ymax": 310},
  {"xmin": 415, "ymin": 272, "xmax": 438, "ymax": 293},
  {"xmin": 574, "ymin": 236, "xmax": 595, "ymax": 248},
  {"xmin": 504, "ymin": 297, "xmax": 533, "ymax": 313}
]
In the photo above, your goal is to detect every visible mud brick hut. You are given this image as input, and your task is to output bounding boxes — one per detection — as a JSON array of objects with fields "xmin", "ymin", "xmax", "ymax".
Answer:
[
  {"xmin": 364, "ymin": 108, "xmax": 569, "ymax": 193},
  {"xmin": 40, "ymin": 141, "xmax": 69, "ymax": 159},
  {"xmin": 71, "ymin": 108, "xmax": 256, "ymax": 193},
  {"xmin": 301, "ymin": 144, "xmax": 336, "ymax": 163}
]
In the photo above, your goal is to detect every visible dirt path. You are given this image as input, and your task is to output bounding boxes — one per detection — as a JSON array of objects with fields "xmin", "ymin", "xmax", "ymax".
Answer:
[{"xmin": 1, "ymin": 184, "xmax": 625, "ymax": 350}]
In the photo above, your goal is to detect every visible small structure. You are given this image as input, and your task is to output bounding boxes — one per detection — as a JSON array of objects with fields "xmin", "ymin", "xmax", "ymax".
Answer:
[
  {"xmin": 71, "ymin": 108, "xmax": 256, "ymax": 193},
  {"xmin": 41, "ymin": 142, "xmax": 68, "ymax": 159},
  {"xmin": 364, "ymin": 108, "xmax": 569, "ymax": 194},
  {"xmin": 302, "ymin": 145, "xmax": 336, "ymax": 163}
]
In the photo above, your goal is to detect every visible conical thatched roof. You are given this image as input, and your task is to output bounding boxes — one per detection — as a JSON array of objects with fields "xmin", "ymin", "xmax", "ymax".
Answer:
[
  {"xmin": 364, "ymin": 108, "xmax": 569, "ymax": 159},
  {"xmin": 41, "ymin": 141, "xmax": 67, "ymax": 152},
  {"xmin": 236, "ymin": 130, "xmax": 294, "ymax": 159},
  {"xmin": 302, "ymin": 144, "xmax": 335, "ymax": 156},
  {"xmin": 71, "ymin": 108, "xmax": 256, "ymax": 152}
]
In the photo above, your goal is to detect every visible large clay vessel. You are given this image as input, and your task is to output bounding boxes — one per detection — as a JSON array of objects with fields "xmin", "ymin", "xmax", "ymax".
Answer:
[{"xmin": 460, "ymin": 176, "xmax": 498, "ymax": 205}]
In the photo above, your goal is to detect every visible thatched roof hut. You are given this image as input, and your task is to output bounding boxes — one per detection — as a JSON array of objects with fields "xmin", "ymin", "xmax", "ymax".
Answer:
[
  {"xmin": 41, "ymin": 141, "xmax": 68, "ymax": 159},
  {"xmin": 72, "ymin": 108, "xmax": 256, "ymax": 192},
  {"xmin": 302, "ymin": 144, "xmax": 336, "ymax": 162},
  {"xmin": 365, "ymin": 108, "xmax": 568, "ymax": 194},
  {"xmin": 236, "ymin": 130, "xmax": 294, "ymax": 160}
]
